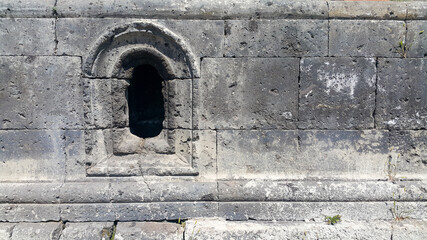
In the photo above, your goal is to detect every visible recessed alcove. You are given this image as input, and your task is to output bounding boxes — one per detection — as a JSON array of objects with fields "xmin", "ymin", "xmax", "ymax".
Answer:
[{"xmin": 128, "ymin": 64, "xmax": 165, "ymax": 138}]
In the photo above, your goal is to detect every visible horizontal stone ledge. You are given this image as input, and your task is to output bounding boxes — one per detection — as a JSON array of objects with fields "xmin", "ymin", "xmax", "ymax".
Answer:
[{"xmin": 0, "ymin": 180, "xmax": 425, "ymax": 204}]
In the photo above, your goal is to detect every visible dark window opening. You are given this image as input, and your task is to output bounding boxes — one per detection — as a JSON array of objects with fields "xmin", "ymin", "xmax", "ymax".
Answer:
[{"xmin": 128, "ymin": 64, "xmax": 165, "ymax": 138}]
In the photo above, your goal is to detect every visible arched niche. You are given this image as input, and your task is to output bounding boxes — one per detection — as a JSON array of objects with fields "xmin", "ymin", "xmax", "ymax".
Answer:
[{"xmin": 83, "ymin": 21, "xmax": 200, "ymax": 79}]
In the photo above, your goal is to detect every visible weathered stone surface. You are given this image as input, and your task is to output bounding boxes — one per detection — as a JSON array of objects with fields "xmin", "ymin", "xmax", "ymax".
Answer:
[
  {"xmin": 217, "ymin": 130, "xmax": 298, "ymax": 179},
  {"xmin": 115, "ymin": 222, "xmax": 182, "ymax": 240},
  {"xmin": 0, "ymin": 19, "xmax": 55, "ymax": 55},
  {"xmin": 167, "ymin": 79, "xmax": 192, "ymax": 129},
  {"xmin": 393, "ymin": 220, "xmax": 427, "ymax": 240},
  {"xmin": 377, "ymin": 58, "xmax": 426, "ymax": 129},
  {"xmin": 391, "ymin": 202, "xmax": 427, "ymax": 220},
  {"xmin": 219, "ymin": 202, "xmax": 392, "ymax": 221},
  {"xmin": 83, "ymin": 79, "xmax": 113, "ymax": 129},
  {"xmin": 60, "ymin": 204, "xmax": 115, "ymax": 222},
  {"xmin": 329, "ymin": 2, "xmax": 406, "ymax": 20},
  {"xmin": 0, "ymin": 183, "xmax": 60, "ymax": 203},
  {"xmin": 60, "ymin": 222, "xmax": 114, "ymax": 240},
  {"xmin": 329, "ymin": 20, "xmax": 405, "ymax": 57},
  {"xmin": 299, "ymin": 57, "xmax": 376, "ymax": 129},
  {"xmin": 406, "ymin": 21, "xmax": 427, "ymax": 58},
  {"xmin": 390, "ymin": 131, "xmax": 427, "ymax": 180},
  {"xmin": 114, "ymin": 202, "xmax": 217, "ymax": 221},
  {"xmin": 63, "ymin": 130, "xmax": 86, "ymax": 181},
  {"xmin": 298, "ymin": 130, "xmax": 389, "ymax": 180},
  {"xmin": 0, "ymin": 56, "xmax": 83, "ymax": 130},
  {"xmin": 0, "ymin": 0, "xmax": 55, "ymax": 17},
  {"xmin": 57, "ymin": 19, "xmax": 223, "ymax": 59},
  {"xmin": 0, "ymin": 204, "xmax": 60, "ymax": 222},
  {"xmin": 56, "ymin": 0, "xmax": 327, "ymax": 19},
  {"xmin": 0, "ymin": 223, "xmax": 14, "ymax": 240},
  {"xmin": 194, "ymin": 58, "xmax": 299, "ymax": 129},
  {"xmin": 11, "ymin": 223, "xmax": 62, "ymax": 240},
  {"xmin": 407, "ymin": 2, "xmax": 427, "ymax": 20},
  {"xmin": 0, "ymin": 130, "xmax": 66, "ymax": 182},
  {"xmin": 224, "ymin": 20, "xmax": 327, "ymax": 57},
  {"xmin": 192, "ymin": 130, "xmax": 217, "ymax": 178},
  {"xmin": 218, "ymin": 181, "xmax": 399, "ymax": 202},
  {"xmin": 185, "ymin": 219, "xmax": 392, "ymax": 240},
  {"xmin": 60, "ymin": 182, "xmax": 110, "ymax": 203}
]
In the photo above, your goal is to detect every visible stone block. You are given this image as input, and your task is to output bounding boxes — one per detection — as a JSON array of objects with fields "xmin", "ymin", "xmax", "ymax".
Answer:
[
  {"xmin": 0, "ymin": 0, "xmax": 55, "ymax": 17},
  {"xmin": 0, "ymin": 19, "xmax": 55, "ymax": 55},
  {"xmin": 377, "ymin": 58, "xmax": 426, "ymax": 129},
  {"xmin": 407, "ymin": 2, "xmax": 427, "ymax": 20},
  {"xmin": 224, "ymin": 20, "xmax": 327, "ymax": 57},
  {"xmin": 56, "ymin": 0, "xmax": 327, "ymax": 19},
  {"xmin": 299, "ymin": 57, "xmax": 376, "ymax": 129},
  {"xmin": 0, "ymin": 204, "xmax": 60, "ymax": 222},
  {"xmin": 60, "ymin": 182, "xmax": 110, "ymax": 203},
  {"xmin": 115, "ymin": 222, "xmax": 183, "ymax": 240},
  {"xmin": 393, "ymin": 220, "xmax": 427, "ymax": 240},
  {"xmin": 60, "ymin": 204, "xmax": 115, "ymax": 222},
  {"xmin": 0, "ymin": 183, "xmax": 60, "ymax": 203},
  {"xmin": 219, "ymin": 202, "xmax": 392, "ymax": 221},
  {"xmin": 390, "ymin": 202, "xmax": 427, "ymax": 220},
  {"xmin": 0, "ymin": 130, "xmax": 66, "ymax": 182},
  {"xmin": 217, "ymin": 130, "xmax": 298, "ymax": 179},
  {"xmin": 390, "ymin": 131, "xmax": 427, "ymax": 180},
  {"xmin": 114, "ymin": 202, "xmax": 217, "ymax": 221},
  {"xmin": 83, "ymin": 79, "xmax": 113, "ymax": 129},
  {"xmin": 60, "ymin": 222, "xmax": 114, "ymax": 240},
  {"xmin": 0, "ymin": 223, "xmax": 15, "ymax": 240},
  {"xmin": 63, "ymin": 130, "xmax": 87, "ymax": 180},
  {"xmin": 57, "ymin": 18, "xmax": 223, "ymax": 58},
  {"xmin": 330, "ymin": 20, "xmax": 405, "ymax": 57},
  {"xmin": 406, "ymin": 21, "xmax": 427, "ymax": 58},
  {"xmin": 11, "ymin": 223, "xmax": 62, "ymax": 240},
  {"xmin": 192, "ymin": 130, "xmax": 217, "ymax": 178},
  {"xmin": 167, "ymin": 79, "xmax": 192, "ymax": 129},
  {"xmin": 298, "ymin": 130, "xmax": 389, "ymax": 180},
  {"xmin": 194, "ymin": 58, "xmax": 299, "ymax": 129},
  {"xmin": 184, "ymin": 219, "xmax": 392, "ymax": 240},
  {"xmin": 0, "ymin": 56, "xmax": 83, "ymax": 130},
  {"xmin": 329, "ymin": 2, "xmax": 406, "ymax": 19}
]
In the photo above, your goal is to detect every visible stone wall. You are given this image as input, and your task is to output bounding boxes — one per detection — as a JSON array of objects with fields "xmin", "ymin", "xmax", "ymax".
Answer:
[{"xmin": 0, "ymin": 0, "xmax": 426, "ymax": 239}]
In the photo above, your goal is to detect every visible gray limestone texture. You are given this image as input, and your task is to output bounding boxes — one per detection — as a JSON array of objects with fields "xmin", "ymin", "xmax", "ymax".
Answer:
[
  {"xmin": 60, "ymin": 222, "xmax": 114, "ymax": 240},
  {"xmin": 0, "ymin": 56, "xmax": 83, "ymax": 130},
  {"xmin": 407, "ymin": 2, "xmax": 427, "ymax": 20},
  {"xmin": 0, "ymin": 18, "xmax": 55, "ymax": 55},
  {"xmin": 377, "ymin": 58, "xmax": 426, "ymax": 129},
  {"xmin": 11, "ymin": 223, "xmax": 62, "ymax": 240},
  {"xmin": 0, "ymin": 204, "xmax": 60, "ymax": 222},
  {"xmin": 224, "ymin": 20, "xmax": 328, "ymax": 57},
  {"xmin": 329, "ymin": 20, "xmax": 405, "ymax": 57},
  {"xmin": 194, "ymin": 58, "xmax": 299, "ymax": 130},
  {"xmin": 329, "ymin": 1, "xmax": 406, "ymax": 20},
  {"xmin": 406, "ymin": 21, "xmax": 427, "ymax": 58},
  {"xmin": 0, "ymin": 0, "xmax": 55, "ymax": 18},
  {"xmin": 114, "ymin": 222, "xmax": 182, "ymax": 240},
  {"xmin": 299, "ymin": 57, "xmax": 376, "ymax": 129}
]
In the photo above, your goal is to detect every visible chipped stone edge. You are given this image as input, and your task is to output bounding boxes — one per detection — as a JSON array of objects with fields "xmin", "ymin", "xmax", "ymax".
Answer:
[{"xmin": 0, "ymin": 1, "xmax": 425, "ymax": 20}]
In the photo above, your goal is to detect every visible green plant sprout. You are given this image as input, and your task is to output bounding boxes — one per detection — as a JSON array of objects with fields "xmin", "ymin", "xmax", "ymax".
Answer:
[{"xmin": 325, "ymin": 215, "xmax": 341, "ymax": 225}]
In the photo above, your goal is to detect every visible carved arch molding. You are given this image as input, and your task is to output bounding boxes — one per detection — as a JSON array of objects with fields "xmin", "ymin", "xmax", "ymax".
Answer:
[{"xmin": 83, "ymin": 21, "xmax": 199, "ymax": 177}]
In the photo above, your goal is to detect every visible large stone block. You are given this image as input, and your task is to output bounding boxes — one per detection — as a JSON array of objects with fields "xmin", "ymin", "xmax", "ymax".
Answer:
[
  {"xmin": 167, "ymin": 79, "xmax": 192, "ymax": 129},
  {"xmin": 406, "ymin": 21, "xmax": 427, "ymax": 58},
  {"xmin": 57, "ymin": 18, "xmax": 223, "ymax": 58},
  {"xmin": 194, "ymin": 58, "xmax": 299, "ymax": 129},
  {"xmin": 390, "ymin": 131, "xmax": 427, "ymax": 180},
  {"xmin": 0, "ymin": 18, "xmax": 55, "ymax": 55},
  {"xmin": 0, "ymin": 223, "xmax": 14, "ymax": 240},
  {"xmin": 0, "ymin": 130, "xmax": 66, "ymax": 182},
  {"xmin": 224, "ymin": 20, "xmax": 327, "ymax": 57},
  {"xmin": 60, "ymin": 204, "xmax": 115, "ymax": 222},
  {"xmin": 184, "ymin": 219, "xmax": 392, "ymax": 240},
  {"xmin": 60, "ymin": 222, "xmax": 114, "ymax": 240},
  {"xmin": 407, "ymin": 2, "xmax": 427, "ymax": 20},
  {"xmin": 219, "ymin": 202, "xmax": 391, "ymax": 221},
  {"xmin": 217, "ymin": 130, "xmax": 298, "ymax": 179},
  {"xmin": 0, "ymin": 204, "xmax": 60, "ymax": 222},
  {"xmin": 298, "ymin": 130, "xmax": 389, "ymax": 180},
  {"xmin": 0, "ymin": 183, "xmax": 60, "ymax": 204},
  {"xmin": 83, "ymin": 79, "xmax": 113, "ymax": 129},
  {"xmin": 299, "ymin": 57, "xmax": 376, "ymax": 129},
  {"xmin": 0, "ymin": 0, "xmax": 55, "ymax": 17},
  {"xmin": 114, "ymin": 222, "xmax": 183, "ymax": 240},
  {"xmin": 377, "ymin": 58, "xmax": 426, "ymax": 129},
  {"xmin": 393, "ymin": 220, "xmax": 427, "ymax": 240},
  {"xmin": 11, "ymin": 223, "xmax": 62, "ymax": 240},
  {"xmin": 192, "ymin": 130, "xmax": 217, "ymax": 178},
  {"xmin": 330, "ymin": 20, "xmax": 405, "ymax": 57},
  {"xmin": 0, "ymin": 56, "xmax": 83, "ymax": 130},
  {"xmin": 63, "ymin": 130, "xmax": 87, "ymax": 180}
]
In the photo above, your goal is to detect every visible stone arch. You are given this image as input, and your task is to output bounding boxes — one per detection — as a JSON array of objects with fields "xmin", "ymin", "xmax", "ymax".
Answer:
[{"xmin": 83, "ymin": 21, "xmax": 200, "ymax": 79}]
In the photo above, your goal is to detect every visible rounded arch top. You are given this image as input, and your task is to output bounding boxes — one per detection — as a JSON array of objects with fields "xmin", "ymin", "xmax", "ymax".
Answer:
[{"xmin": 83, "ymin": 21, "xmax": 200, "ymax": 79}]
